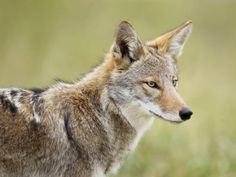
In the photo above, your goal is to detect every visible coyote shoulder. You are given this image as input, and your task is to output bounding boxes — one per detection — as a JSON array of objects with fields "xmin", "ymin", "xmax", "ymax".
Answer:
[{"xmin": 0, "ymin": 21, "xmax": 193, "ymax": 177}]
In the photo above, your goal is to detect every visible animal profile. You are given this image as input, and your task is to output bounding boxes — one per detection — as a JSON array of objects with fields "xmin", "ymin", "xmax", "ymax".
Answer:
[{"xmin": 0, "ymin": 20, "xmax": 193, "ymax": 177}]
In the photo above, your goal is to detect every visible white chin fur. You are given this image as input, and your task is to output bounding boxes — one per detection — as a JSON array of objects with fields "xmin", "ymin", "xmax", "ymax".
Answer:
[{"xmin": 138, "ymin": 101, "xmax": 183, "ymax": 123}]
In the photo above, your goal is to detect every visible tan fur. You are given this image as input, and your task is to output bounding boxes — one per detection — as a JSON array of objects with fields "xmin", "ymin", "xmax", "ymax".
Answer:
[{"xmin": 0, "ymin": 21, "xmax": 193, "ymax": 177}]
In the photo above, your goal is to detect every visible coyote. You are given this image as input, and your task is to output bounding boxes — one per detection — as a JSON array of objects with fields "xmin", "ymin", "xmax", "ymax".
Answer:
[{"xmin": 0, "ymin": 21, "xmax": 193, "ymax": 177}]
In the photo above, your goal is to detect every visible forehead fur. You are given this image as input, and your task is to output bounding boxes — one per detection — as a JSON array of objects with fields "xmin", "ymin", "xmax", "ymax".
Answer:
[{"xmin": 127, "ymin": 46, "xmax": 178, "ymax": 79}]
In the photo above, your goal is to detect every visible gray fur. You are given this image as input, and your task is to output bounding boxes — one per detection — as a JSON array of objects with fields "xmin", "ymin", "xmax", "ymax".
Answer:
[{"xmin": 0, "ymin": 21, "xmax": 192, "ymax": 177}]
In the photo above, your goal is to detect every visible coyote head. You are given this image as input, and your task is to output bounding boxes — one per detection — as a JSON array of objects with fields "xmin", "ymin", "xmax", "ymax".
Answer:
[{"xmin": 108, "ymin": 21, "xmax": 193, "ymax": 123}]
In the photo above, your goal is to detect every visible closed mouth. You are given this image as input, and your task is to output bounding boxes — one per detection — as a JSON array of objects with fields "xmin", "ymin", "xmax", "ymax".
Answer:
[{"xmin": 149, "ymin": 110, "xmax": 182, "ymax": 124}]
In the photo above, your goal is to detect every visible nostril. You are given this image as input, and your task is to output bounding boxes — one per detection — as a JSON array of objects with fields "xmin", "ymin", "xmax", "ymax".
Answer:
[{"xmin": 179, "ymin": 108, "xmax": 193, "ymax": 121}]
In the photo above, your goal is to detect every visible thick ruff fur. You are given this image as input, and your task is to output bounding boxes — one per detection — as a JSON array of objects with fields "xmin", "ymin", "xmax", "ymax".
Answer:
[{"xmin": 0, "ymin": 21, "xmax": 193, "ymax": 177}]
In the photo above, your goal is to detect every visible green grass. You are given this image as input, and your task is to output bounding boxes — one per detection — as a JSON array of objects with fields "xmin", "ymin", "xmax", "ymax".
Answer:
[{"xmin": 0, "ymin": 0, "xmax": 236, "ymax": 176}]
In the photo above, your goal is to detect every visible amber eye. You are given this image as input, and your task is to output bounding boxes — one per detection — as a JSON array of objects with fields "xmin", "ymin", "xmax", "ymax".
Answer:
[
  {"xmin": 146, "ymin": 81, "xmax": 160, "ymax": 89},
  {"xmin": 172, "ymin": 79, "xmax": 178, "ymax": 87}
]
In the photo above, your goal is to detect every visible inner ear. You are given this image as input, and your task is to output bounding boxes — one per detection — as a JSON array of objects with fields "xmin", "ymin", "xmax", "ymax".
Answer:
[
  {"xmin": 146, "ymin": 21, "xmax": 192, "ymax": 59},
  {"xmin": 118, "ymin": 39, "xmax": 135, "ymax": 62},
  {"xmin": 113, "ymin": 21, "xmax": 144, "ymax": 63}
]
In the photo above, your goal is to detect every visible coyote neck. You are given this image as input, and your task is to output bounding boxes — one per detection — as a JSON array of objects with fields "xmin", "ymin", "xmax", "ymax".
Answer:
[
  {"xmin": 78, "ymin": 55, "xmax": 117, "ymax": 88},
  {"xmin": 71, "ymin": 55, "xmax": 154, "ymax": 174}
]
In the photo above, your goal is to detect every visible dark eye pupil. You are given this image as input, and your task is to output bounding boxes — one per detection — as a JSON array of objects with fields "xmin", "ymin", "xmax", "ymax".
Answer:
[{"xmin": 172, "ymin": 80, "xmax": 178, "ymax": 87}]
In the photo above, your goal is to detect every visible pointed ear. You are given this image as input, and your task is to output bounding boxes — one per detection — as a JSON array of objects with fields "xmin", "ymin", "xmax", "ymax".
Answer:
[
  {"xmin": 146, "ymin": 21, "xmax": 192, "ymax": 59},
  {"xmin": 112, "ymin": 21, "xmax": 144, "ymax": 63}
]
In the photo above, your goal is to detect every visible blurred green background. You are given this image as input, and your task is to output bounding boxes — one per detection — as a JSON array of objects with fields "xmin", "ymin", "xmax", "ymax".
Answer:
[{"xmin": 0, "ymin": 0, "xmax": 236, "ymax": 177}]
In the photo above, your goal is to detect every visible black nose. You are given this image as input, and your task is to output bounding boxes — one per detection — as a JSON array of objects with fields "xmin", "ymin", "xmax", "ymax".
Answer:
[{"xmin": 179, "ymin": 108, "xmax": 193, "ymax": 121}]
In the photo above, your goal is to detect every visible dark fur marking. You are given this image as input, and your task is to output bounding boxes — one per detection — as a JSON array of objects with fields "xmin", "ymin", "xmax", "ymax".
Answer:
[
  {"xmin": 64, "ymin": 112, "xmax": 89, "ymax": 161},
  {"xmin": 31, "ymin": 91, "xmax": 45, "ymax": 124},
  {"xmin": 10, "ymin": 90, "xmax": 18, "ymax": 97},
  {"xmin": 31, "ymin": 93, "xmax": 40, "ymax": 102},
  {"xmin": 0, "ymin": 95, "xmax": 18, "ymax": 114},
  {"xmin": 31, "ymin": 118, "xmax": 40, "ymax": 129},
  {"xmin": 64, "ymin": 112, "xmax": 73, "ymax": 141},
  {"xmin": 9, "ymin": 104, "xmax": 17, "ymax": 114},
  {"xmin": 29, "ymin": 88, "xmax": 46, "ymax": 95},
  {"xmin": 34, "ymin": 98, "xmax": 44, "ymax": 117}
]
